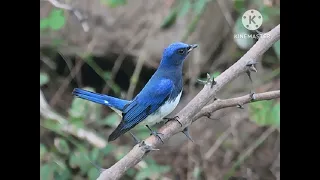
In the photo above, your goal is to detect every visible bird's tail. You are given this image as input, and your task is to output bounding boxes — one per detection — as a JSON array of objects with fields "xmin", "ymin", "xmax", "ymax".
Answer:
[
  {"xmin": 108, "ymin": 121, "xmax": 131, "ymax": 142},
  {"xmin": 72, "ymin": 88, "xmax": 130, "ymax": 112}
]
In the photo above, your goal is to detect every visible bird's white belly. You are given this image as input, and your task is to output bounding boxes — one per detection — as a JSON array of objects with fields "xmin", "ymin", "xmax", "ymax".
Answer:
[{"xmin": 140, "ymin": 91, "xmax": 182, "ymax": 126}]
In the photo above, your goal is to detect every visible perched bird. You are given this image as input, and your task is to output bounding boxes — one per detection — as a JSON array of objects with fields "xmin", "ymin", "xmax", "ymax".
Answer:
[{"xmin": 72, "ymin": 42, "xmax": 198, "ymax": 143}]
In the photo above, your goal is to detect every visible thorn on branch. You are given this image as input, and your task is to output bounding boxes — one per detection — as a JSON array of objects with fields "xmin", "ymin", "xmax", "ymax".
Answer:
[
  {"xmin": 164, "ymin": 116, "xmax": 182, "ymax": 127},
  {"xmin": 246, "ymin": 70, "xmax": 253, "ymax": 83},
  {"xmin": 197, "ymin": 73, "xmax": 217, "ymax": 88},
  {"xmin": 182, "ymin": 127, "xmax": 194, "ymax": 142},
  {"xmin": 246, "ymin": 60, "xmax": 258, "ymax": 72},
  {"xmin": 139, "ymin": 141, "xmax": 159, "ymax": 152},
  {"xmin": 237, "ymin": 103, "xmax": 244, "ymax": 109},
  {"xmin": 250, "ymin": 91, "xmax": 256, "ymax": 101},
  {"xmin": 204, "ymin": 112, "xmax": 212, "ymax": 118}
]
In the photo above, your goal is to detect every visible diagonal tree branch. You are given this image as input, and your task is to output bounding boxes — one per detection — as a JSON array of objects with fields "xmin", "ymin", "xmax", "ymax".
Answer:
[{"xmin": 97, "ymin": 24, "xmax": 280, "ymax": 180}]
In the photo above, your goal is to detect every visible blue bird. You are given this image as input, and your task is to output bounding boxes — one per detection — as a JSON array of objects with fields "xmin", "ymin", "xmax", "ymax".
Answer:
[{"xmin": 72, "ymin": 42, "xmax": 198, "ymax": 143}]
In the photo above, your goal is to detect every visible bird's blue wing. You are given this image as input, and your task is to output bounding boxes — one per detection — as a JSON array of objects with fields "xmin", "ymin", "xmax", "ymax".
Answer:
[{"xmin": 108, "ymin": 79, "xmax": 174, "ymax": 141}]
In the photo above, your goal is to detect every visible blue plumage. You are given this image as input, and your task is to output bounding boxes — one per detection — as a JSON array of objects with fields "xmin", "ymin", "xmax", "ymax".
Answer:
[{"xmin": 72, "ymin": 42, "xmax": 198, "ymax": 142}]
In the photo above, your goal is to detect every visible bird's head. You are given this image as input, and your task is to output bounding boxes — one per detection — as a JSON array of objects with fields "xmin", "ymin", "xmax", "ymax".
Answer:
[{"xmin": 160, "ymin": 42, "xmax": 198, "ymax": 67}]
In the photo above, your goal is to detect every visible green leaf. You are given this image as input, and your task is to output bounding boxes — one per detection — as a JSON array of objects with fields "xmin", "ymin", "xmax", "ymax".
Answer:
[
  {"xmin": 126, "ymin": 168, "xmax": 136, "ymax": 177},
  {"xmin": 270, "ymin": 102, "xmax": 280, "ymax": 127},
  {"xmin": 135, "ymin": 164, "xmax": 171, "ymax": 180},
  {"xmin": 160, "ymin": 7, "xmax": 179, "ymax": 29},
  {"xmin": 101, "ymin": 0, "xmax": 127, "ymax": 8},
  {"xmin": 234, "ymin": 0, "xmax": 246, "ymax": 13},
  {"xmin": 212, "ymin": 71, "xmax": 221, "ymax": 78},
  {"xmin": 48, "ymin": 9, "xmax": 65, "ymax": 30},
  {"xmin": 101, "ymin": 144, "xmax": 115, "ymax": 155},
  {"xmin": 69, "ymin": 97, "xmax": 91, "ymax": 119},
  {"xmin": 53, "ymin": 159, "xmax": 71, "ymax": 180},
  {"xmin": 233, "ymin": 16, "xmax": 255, "ymax": 50},
  {"xmin": 69, "ymin": 150, "xmax": 91, "ymax": 175},
  {"xmin": 40, "ymin": 18, "xmax": 49, "ymax": 30},
  {"xmin": 40, "ymin": 143, "xmax": 47, "ymax": 159},
  {"xmin": 90, "ymin": 148, "xmax": 100, "ymax": 162},
  {"xmin": 273, "ymin": 40, "xmax": 280, "ymax": 61},
  {"xmin": 88, "ymin": 167, "xmax": 99, "ymax": 180},
  {"xmin": 41, "ymin": 163, "xmax": 55, "ymax": 180},
  {"xmin": 54, "ymin": 138, "xmax": 70, "ymax": 155},
  {"xmin": 135, "ymin": 168, "xmax": 152, "ymax": 180},
  {"xmin": 193, "ymin": 0, "xmax": 207, "ymax": 14},
  {"xmin": 178, "ymin": 1, "xmax": 191, "ymax": 17},
  {"xmin": 249, "ymin": 100, "xmax": 279, "ymax": 127},
  {"xmin": 260, "ymin": 6, "xmax": 280, "ymax": 17},
  {"xmin": 69, "ymin": 153, "xmax": 81, "ymax": 169},
  {"xmin": 55, "ymin": 167, "xmax": 71, "ymax": 180},
  {"xmin": 43, "ymin": 119, "xmax": 63, "ymax": 132},
  {"xmin": 69, "ymin": 117, "xmax": 85, "ymax": 128},
  {"xmin": 40, "ymin": 72, "xmax": 49, "ymax": 86},
  {"xmin": 101, "ymin": 112, "xmax": 120, "ymax": 127}
]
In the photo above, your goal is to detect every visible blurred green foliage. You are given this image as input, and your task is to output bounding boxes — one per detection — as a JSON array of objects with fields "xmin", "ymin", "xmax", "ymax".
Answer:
[
  {"xmin": 40, "ymin": 9, "xmax": 66, "ymax": 31},
  {"xmin": 249, "ymin": 100, "xmax": 280, "ymax": 127}
]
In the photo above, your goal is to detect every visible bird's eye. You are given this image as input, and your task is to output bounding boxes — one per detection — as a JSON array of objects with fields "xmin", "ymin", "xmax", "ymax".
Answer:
[{"xmin": 178, "ymin": 49, "xmax": 185, "ymax": 55}]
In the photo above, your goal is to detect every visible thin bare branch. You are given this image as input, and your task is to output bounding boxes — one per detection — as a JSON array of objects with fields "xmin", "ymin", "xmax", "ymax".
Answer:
[
  {"xmin": 40, "ymin": 89, "xmax": 107, "ymax": 148},
  {"xmin": 193, "ymin": 90, "xmax": 280, "ymax": 121},
  {"xmin": 97, "ymin": 24, "xmax": 280, "ymax": 180},
  {"xmin": 46, "ymin": 0, "xmax": 89, "ymax": 32}
]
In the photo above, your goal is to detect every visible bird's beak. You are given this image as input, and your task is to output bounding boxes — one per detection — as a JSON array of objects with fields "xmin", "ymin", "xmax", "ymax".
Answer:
[{"xmin": 187, "ymin": 44, "xmax": 198, "ymax": 53}]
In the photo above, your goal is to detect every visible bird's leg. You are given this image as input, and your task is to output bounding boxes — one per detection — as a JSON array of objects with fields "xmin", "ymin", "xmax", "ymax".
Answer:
[
  {"xmin": 182, "ymin": 126, "xmax": 194, "ymax": 142},
  {"xmin": 129, "ymin": 131, "xmax": 141, "ymax": 145},
  {"xmin": 164, "ymin": 116, "xmax": 182, "ymax": 127},
  {"xmin": 146, "ymin": 125, "xmax": 164, "ymax": 144}
]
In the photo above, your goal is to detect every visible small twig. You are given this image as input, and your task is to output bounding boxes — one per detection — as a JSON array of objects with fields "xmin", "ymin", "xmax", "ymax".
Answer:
[
  {"xmin": 126, "ymin": 16, "xmax": 159, "ymax": 99},
  {"xmin": 216, "ymin": 0, "xmax": 234, "ymax": 28},
  {"xmin": 40, "ymin": 89, "xmax": 107, "ymax": 148},
  {"xmin": 46, "ymin": 0, "xmax": 89, "ymax": 32},
  {"xmin": 193, "ymin": 90, "xmax": 280, "ymax": 121},
  {"xmin": 49, "ymin": 59, "xmax": 84, "ymax": 107}
]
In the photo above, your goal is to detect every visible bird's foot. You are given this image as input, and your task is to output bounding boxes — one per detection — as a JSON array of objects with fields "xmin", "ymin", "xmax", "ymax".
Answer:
[
  {"xmin": 146, "ymin": 125, "xmax": 164, "ymax": 144},
  {"xmin": 129, "ymin": 132, "xmax": 141, "ymax": 145},
  {"xmin": 197, "ymin": 73, "xmax": 217, "ymax": 88},
  {"xmin": 182, "ymin": 126, "xmax": 194, "ymax": 142},
  {"xmin": 164, "ymin": 116, "xmax": 182, "ymax": 127}
]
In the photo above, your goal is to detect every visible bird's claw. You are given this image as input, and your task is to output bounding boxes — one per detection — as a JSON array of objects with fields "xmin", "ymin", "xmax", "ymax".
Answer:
[
  {"xmin": 197, "ymin": 73, "xmax": 217, "ymax": 88},
  {"xmin": 182, "ymin": 126, "xmax": 194, "ymax": 142},
  {"xmin": 164, "ymin": 116, "xmax": 182, "ymax": 127},
  {"xmin": 146, "ymin": 125, "xmax": 164, "ymax": 144}
]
